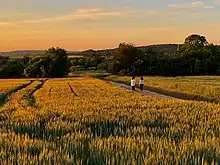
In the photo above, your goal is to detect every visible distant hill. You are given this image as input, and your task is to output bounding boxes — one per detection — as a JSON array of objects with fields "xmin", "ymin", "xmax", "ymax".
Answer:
[
  {"xmin": 81, "ymin": 44, "xmax": 220, "ymax": 56},
  {"xmin": 80, "ymin": 44, "xmax": 182, "ymax": 56},
  {"xmin": 0, "ymin": 50, "xmax": 46, "ymax": 57},
  {"xmin": 1, "ymin": 44, "xmax": 219, "ymax": 58},
  {"xmin": 138, "ymin": 44, "xmax": 182, "ymax": 53},
  {"xmin": 0, "ymin": 50, "xmax": 82, "ymax": 58}
]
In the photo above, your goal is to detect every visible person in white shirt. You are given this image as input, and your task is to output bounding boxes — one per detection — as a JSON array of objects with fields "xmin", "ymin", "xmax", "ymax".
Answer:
[
  {"xmin": 131, "ymin": 76, "xmax": 136, "ymax": 90},
  {"xmin": 139, "ymin": 76, "xmax": 144, "ymax": 91}
]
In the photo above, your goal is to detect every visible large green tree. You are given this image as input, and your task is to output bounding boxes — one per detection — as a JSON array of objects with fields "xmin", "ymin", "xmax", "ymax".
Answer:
[
  {"xmin": 24, "ymin": 47, "xmax": 69, "ymax": 78},
  {"xmin": 46, "ymin": 47, "xmax": 69, "ymax": 78},
  {"xmin": 112, "ymin": 43, "xmax": 145, "ymax": 74},
  {"xmin": 0, "ymin": 60, "xmax": 24, "ymax": 78},
  {"xmin": 184, "ymin": 34, "xmax": 208, "ymax": 50}
]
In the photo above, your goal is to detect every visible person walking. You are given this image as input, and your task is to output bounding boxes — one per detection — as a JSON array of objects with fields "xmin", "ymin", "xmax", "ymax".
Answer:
[
  {"xmin": 131, "ymin": 76, "xmax": 136, "ymax": 90},
  {"xmin": 139, "ymin": 76, "xmax": 144, "ymax": 91}
]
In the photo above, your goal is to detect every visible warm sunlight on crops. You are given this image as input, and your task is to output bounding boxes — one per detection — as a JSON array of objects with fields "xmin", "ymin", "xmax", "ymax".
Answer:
[
  {"xmin": 0, "ymin": 77, "xmax": 220, "ymax": 164},
  {"xmin": 105, "ymin": 75, "xmax": 220, "ymax": 102},
  {"xmin": 0, "ymin": 79, "xmax": 31, "ymax": 93}
]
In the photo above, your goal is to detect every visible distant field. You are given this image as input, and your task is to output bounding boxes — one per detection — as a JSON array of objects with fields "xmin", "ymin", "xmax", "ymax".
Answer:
[
  {"xmin": 3, "ymin": 54, "xmax": 84, "ymax": 59},
  {"xmin": 0, "ymin": 77, "xmax": 220, "ymax": 164},
  {"xmin": 7, "ymin": 55, "xmax": 33, "ymax": 59},
  {"xmin": 72, "ymin": 70, "xmax": 110, "ymax": 77},
  {"xmin": 105, "ymin": 75, "xmax": 220, "ymax": 102},
  {"xmin": 68, "ymin": 54, "xmax": 84, "ymax": 58},
  {"xmin": 2, "ymin": 54, "xmax": 40, "ymax": 59},
  {"xmin": 0, "ymin": 79, "xmax": 31, "ymax": 93}
]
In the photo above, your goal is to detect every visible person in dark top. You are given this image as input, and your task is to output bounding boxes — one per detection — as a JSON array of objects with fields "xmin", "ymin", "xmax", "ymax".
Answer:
[{"xmin": 139, "ymin": 76, "xmax": 144, "ymax": 91}]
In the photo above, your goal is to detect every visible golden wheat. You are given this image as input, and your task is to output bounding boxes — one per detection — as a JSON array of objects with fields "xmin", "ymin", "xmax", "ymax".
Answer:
[
  {"xmin": 0, "ymin": 77, "xmax": 219, "ymax": 164},
  {"xmin": 0, "ymin": 79, "xmax": 31, "ymax": 93},
  {"xmin": 105, "ymin": 75, "xmax": 220, "ymax": 102}
]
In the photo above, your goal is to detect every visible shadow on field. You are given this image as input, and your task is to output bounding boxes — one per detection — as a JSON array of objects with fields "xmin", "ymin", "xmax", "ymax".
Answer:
[
  {"xmin": 85, "ymin": 115, "xmax": 174, "ymax": 137},
  {"xmin": 10, "ymin": 121, "xmax": 72, "ymax": 141},
  {"xmin": 4, "ymin": 113, "xmax": 185, "ymax": 145},
  {"xmin": 193, "ymin": 148, "xmax": 220, "ymax": 164},
  {"xmin": 84, "ymin": 115, "xmax": 186, "ymax": 143},
  {"xmin": 143, "ymin": 85, "xmax": 218, "ymax": 103},
  {"xmin": 69, "ymin": 138, "xmax": 107, "ymax": 165}
]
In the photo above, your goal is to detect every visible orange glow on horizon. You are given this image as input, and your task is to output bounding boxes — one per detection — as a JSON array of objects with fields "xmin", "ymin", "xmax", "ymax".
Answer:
[{"xmin": 1, "ymin": 24, "xmax": 220, "ymax": 51}]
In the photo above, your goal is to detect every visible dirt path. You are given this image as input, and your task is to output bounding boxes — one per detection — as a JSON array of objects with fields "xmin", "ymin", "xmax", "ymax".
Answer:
[{"xmin": 105, "ymin": 81, "xmax": 177, "ymax": 99}]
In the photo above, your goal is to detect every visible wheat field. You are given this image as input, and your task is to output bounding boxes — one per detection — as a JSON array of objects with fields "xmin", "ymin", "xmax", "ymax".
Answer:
[
  {"xmin": 0, "ymin": 77, "xmax": 220, "ymax": 164},
  {"xmin": 0, "ymin": 79, "xmax": 32, "ymax": 93}
]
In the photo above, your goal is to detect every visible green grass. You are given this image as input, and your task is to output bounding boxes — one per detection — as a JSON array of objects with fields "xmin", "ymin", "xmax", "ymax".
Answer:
[{"xmin": 72, "ymin": 70, "xmax": 111, "ymax": 78}]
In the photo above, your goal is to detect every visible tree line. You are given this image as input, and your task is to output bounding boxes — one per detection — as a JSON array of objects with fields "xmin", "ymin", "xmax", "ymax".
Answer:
[
  {"xmin": 0, "ymin": 34, "xmax": 220, "ymax": 78},
  {"xmin": 70, "ymin": 34, "xmax": 220, "ymax": 76},
  {"xmin": 0, "ymin": 47, "xmax": 68, "ymax": 78}
]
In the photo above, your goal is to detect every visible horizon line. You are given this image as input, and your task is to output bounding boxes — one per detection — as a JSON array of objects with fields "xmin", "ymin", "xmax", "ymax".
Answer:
[{"xmin": 2, "ymin": 42, "xmax": 220, "ymax": 53}]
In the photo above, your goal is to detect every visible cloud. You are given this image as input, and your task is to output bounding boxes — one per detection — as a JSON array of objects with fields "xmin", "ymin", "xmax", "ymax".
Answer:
[
  {"xmin": 75, "ymin": 8, "xmax": 103, "ymax": 13},
  {"xmin": 0, "ymin": 22, "xmax": 13, "ymax": 27},
  {"xmin": 31, "ymin": 30, "xmax": 49, "ymax": 34},
  {"xmin": 0, "ymin": 7, "xmax": 165, "ymax": 27},
  {"xmin": 168, "ymin": 1, "xmax": 215, "ymax": 9},
  {"xmin": 19, "ymin": 12, "xmax": 33, "ymax": 16},
  {"xmin": 208, "ymin": 23, "xmax": 220, "ymax": 27},
  {"xmin": 0, "ymin": 8, "xmax": 133, "ymax": 27},
  {"xmin": 216, "ymin": 0, "xmax": 220, "ymax": 4},
  {"xmin": 1, "ymin": 6, "xmax": 217, "ymax": 28}
]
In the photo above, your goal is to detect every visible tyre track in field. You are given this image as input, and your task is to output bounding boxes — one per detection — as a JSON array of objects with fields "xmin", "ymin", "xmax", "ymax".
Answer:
[
  {"xmin": 13, "ymin": 81, "xmax": 77, "ymax": 141},
  {"xmin": 1, "ymin": 79, "xmax": 76, "ymax": 141},
  {"xmin": 0, "ymin": 80, "xmax": 41, "ymax": 132},
  {"xmin": 49, "ymin": 87, "xmax": 52, "ymax": 96},
  {"xmin": 25, "ymin": 79, "xmax": 48, "ymax": 107},
  {"xmin": 0, "ymin": 80, "xmax": 35, "ymax": 106},
  {"xmin": 67, "ymin": 83, "xmax": 78, "ymax": 96},
  {"xmin": 0, "ymin": 79, "xmax": 50, "ymax": 140}
]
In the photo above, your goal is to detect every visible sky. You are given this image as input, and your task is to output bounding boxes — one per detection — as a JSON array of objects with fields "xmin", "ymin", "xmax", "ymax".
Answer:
[{"xmin": 0, "ymin": 0, "xmax": 220, "ymax": 51}]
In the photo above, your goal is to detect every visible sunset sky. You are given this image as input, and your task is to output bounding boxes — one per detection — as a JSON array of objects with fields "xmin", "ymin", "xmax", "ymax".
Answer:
[{"xmin": 1, "ymin": 0, "xmax": 220, "ymax": 51}]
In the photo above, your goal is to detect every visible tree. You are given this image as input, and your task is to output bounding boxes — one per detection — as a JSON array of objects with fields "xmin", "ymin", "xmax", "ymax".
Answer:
[
  {"xmin": 24, "ymin": 59, "xmax": 47, "ymax": 78},
  {"xmin": 46, "ymin": 47, "xmax": 69, "ymax": 77},
  {"xmin": 21, "ymin": 56, "xmax": 31, "ymax": 67},
  {"xmin": 204, "ymin": 44, "xmax": 220, "ymax": 74},
  {"xmin": 0, "ymin": 56, "xmax": 9, "ymax": 65},
  {"xmin": 24, "ymin": 47, "xmax": 69, "ymax": 78},
  {"xmin": 184, "ymin": 34, "xmax": 208, "ymax": 50},
  {"xmin": 97, "ymin": 59, "xmax": 108, "ymax": 70},
  {"xmin": 112, "ymin": 43, "xmax": 145, "ymax": 74},
  {"xmin": 108, "ymin": 60, "xmax": 120, "ymax": 74},
  {"xmin": 78, "ymin": 58, "xmax": 85, "ymax": 66},
  {"xmin": 0, "ymin": 60, "xmax": 24, "ymax": 78}
]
